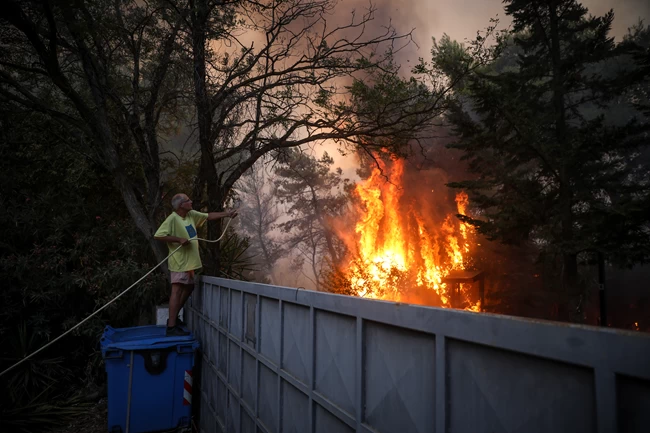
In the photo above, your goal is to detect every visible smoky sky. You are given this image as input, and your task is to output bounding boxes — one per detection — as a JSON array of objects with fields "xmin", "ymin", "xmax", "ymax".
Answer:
[
  {"xmin": 355, "ymin": 0, "xmax": 650, "ymax": 44},
  {"xmin": 331, "ymin": 0, "xmax": 649, "ymax": 68},
  {"xmin": 324, "ymin": 0, "xmax": 649, "ymax": 172}
]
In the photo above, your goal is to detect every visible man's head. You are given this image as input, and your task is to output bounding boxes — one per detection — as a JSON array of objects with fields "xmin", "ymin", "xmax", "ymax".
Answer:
[{"xmin": 171, "ymin": 193, "xmax": 192, "ymax": 213}]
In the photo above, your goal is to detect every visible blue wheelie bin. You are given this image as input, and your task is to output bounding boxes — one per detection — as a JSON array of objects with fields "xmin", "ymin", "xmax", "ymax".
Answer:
[{"xmin": 100, "ymin": 325, "xmax": 199, "ymax": 433}]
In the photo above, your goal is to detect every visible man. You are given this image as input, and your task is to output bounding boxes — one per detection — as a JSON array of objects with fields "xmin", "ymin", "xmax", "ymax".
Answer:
[{"xmin": 154, "ymin": 193, "xmax": 237, "ymax": 336}]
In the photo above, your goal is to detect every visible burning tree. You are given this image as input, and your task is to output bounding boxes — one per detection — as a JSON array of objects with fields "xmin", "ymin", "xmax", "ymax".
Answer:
[{"xmin": 328, "ymin": 150, "xmax": 482, "ymax": 310}]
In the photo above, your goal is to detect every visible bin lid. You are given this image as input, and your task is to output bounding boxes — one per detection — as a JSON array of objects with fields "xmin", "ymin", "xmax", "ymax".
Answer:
[{"xmin": 100, "ymin": 325, "xmax": 199, "ymax": 355}]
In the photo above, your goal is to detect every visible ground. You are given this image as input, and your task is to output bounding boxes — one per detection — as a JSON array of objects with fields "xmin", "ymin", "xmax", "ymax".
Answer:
[
  {"xmin": 51, "ymin": 399, "xmax": 107, "ymax": 433},
  {"xmin": 49, "ymin": 398, "xmax": 198, "ymax": 433}
]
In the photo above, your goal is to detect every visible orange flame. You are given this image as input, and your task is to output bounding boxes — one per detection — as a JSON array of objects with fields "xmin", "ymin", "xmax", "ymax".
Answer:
[{"xmin": 341, "ymin": 158, "xmax": 480, "ymax": 310}]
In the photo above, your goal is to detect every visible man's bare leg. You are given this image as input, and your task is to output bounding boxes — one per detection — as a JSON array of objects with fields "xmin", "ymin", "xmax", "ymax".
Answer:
[
  {"xmin": 168, "ymin": 283, "xmax": 184, "ymax": 328},
  {"xmin": 178, "ymin": 284, "xmax": 194, "ymax": 316}
]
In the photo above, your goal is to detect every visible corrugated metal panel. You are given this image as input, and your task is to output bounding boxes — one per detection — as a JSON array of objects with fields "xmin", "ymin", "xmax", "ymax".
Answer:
[{"xmin": 188, "ymin": 277, "xmax": 650, "ymax": 433}]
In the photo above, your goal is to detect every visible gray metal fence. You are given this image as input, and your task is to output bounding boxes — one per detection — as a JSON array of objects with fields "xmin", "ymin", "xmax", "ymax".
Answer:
[{"xmin": 187, "ymin": 276, "xmax": 650, "ymax": 433}]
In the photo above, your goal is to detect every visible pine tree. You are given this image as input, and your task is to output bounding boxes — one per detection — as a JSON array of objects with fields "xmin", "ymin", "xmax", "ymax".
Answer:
[
  {"xmin": 274, "ymin": 150, "xmax": 350, "ymax": 290},
  {"xmin": 237, "ymin": 163, "xmax": 285, "ymax": 284},
  {"xmin": 441, "ymin": 1, "xmax": 650, "ymax": 289}
]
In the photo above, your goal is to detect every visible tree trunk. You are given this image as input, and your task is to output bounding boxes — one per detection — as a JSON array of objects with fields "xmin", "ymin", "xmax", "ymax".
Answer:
[
  {"xmin": 90, "ymin": 99, "xmax": 167, "ymax": 268},
  {"xmin": 309, "ymin": 186, "xmax": 340, "ymax": 266},
  {"xmin": 191, "ymin": 0, "xmax": 225, "ymax": 273},
  {"xmin": 549, "ymin": 3, "xmax": 578, "ymax": 290},
  {"xmin": 110, "ymin": 151, "xmax": 168, "ymax": 266}
]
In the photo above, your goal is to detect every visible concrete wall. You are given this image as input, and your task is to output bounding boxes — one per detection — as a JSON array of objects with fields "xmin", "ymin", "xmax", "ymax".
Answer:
[{"xmin": 187, "ymin": 276, "xmax": 650, "ymax": 433}]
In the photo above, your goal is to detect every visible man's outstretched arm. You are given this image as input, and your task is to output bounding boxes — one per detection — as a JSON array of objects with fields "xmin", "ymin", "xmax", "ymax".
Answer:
[
  {"xmin": 207, "ymin": 209, "xmax": 238, "ymax": 221},
  {"xmin": 154, "ymin": 235, "xmax": 190, "ymax": 245}
]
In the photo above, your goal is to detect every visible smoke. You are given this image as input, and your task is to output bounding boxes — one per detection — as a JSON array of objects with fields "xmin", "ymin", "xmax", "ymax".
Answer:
[
  {"xmin": 322, "ymin": 0, "xmax": 649, "ymax": 86},
  {"xmin": 357, "ymin": 0, "xmax": 648, "ymax": 45},
  {"xmin": 322, "ymin": 0, "xmax": 649, "ymax": 173}
]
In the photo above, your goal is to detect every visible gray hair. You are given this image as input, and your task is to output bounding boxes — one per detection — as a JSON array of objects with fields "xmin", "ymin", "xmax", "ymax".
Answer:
[{"xmin": 171, "ymin": 194, "xmax": 185, "ymax": 211}]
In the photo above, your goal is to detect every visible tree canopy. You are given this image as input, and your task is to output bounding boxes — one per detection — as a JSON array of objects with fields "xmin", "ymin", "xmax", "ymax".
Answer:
[
  {"xmin": 0, "ymin": 0, "xmax": 454, "ymax": 270},
  {"xmin": 430, "ymin": 1, "xmax": 650, "ymax": 288}
]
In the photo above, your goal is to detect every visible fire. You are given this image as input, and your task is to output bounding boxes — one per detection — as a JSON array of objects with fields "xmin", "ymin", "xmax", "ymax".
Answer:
[{"xmin": 341, "ymin": 157, "xmax": 480, "ymax": 310}]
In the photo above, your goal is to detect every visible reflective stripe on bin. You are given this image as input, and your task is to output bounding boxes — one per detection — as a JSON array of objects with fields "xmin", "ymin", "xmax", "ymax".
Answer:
[{"xmin": 183, "ymin": 370, "xmax": 192, "ymax": 405}]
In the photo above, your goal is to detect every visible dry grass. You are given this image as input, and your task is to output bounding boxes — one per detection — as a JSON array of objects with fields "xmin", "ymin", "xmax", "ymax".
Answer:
[{"xmin": 49, "ymin": 399, "xmax": 107, "ymax": 433}]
